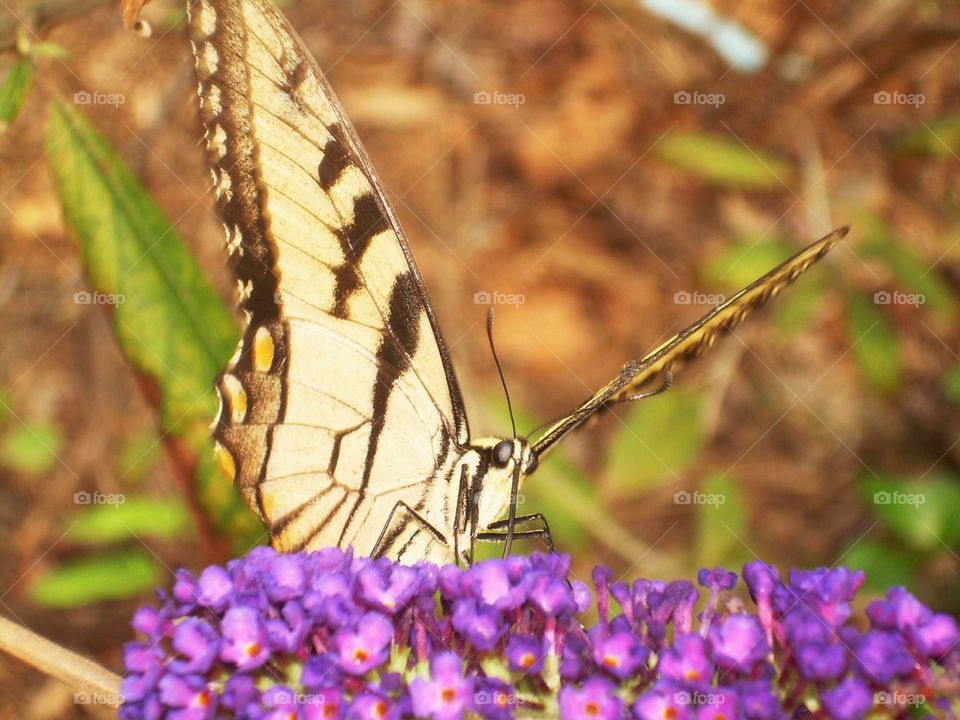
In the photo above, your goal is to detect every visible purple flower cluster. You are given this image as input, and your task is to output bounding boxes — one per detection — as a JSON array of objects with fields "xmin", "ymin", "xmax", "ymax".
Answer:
[{"xmin": 121, "ymin": 547, "xmax": 960, "ymax": 719}]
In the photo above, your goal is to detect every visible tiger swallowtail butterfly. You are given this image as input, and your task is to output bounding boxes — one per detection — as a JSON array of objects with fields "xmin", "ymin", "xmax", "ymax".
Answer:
[{"xmin": 187, "ymin": 0, "xmax": 847, "ymax": 565}]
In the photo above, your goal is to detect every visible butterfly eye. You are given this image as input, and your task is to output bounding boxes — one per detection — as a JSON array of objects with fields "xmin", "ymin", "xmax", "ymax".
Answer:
[
  {"xmin": 525, "ymin": 452, "xmax": 539, "ymax": 475},
  {"xmin": 492, "ymin": 440, "xmax": 513, "ymax": 467}
]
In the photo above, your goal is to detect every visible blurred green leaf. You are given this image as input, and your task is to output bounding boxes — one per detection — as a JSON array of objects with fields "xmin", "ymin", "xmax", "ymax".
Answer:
[
  {"xmin": 862, "ymin": 472, "xmax": 960, "ymax": 550},
  {"xmin": 68, "ymin": 497, "xmax": 192, "ymax": 544},
  {"xmin": 943, "ymin": 366, "xmax": 960, "ymax": 403},
  {"xmin": 116, "ymin": 434, "xmax": 161, "ymax": 484},
  {"xmin": 30, "ymin": 551, "xmax": 160, "ymax": 607},
  {"xmin": 845, "ymin": 540, "xmax": 915, "ymax": 592},
  {"xmin": 655, "ymin": 132, "xmax": 792, "ymax": 188},
  {"xmin": 0, "ymin": 392, "xmax": 10, "ymax": 424},
  {"xmin": 28, "ymin": 43, "xmax": 69, "ymax": 59},
  {"xmin": 693, "ymin": 472, "xmax": 747, "ymax": 568},
  {"xmin": 604, "ymin": 389, "xmax": 704, "ymax": 492},
  {"xmin": 0, "ymin": 422, "xmax": 61, "ymax": 474},
  {"xmin": 0, "ymin": 60, "xmax": 32, "ymax": 127},
  {"xmin": 701, "ymin": 236, "xmax": 792, "ymax": 290},
  {"xmin": 858, "ymin": 213, "xmax": 956, "ymax": 322},
  {"xmin": 45, "ymin": 100, "xmax": 259, "ymax": 548},
  {"xmin": 896, "ymin": 114, "xmax": 960, "ymax": 160},
  {"xmin": 845, "ymin": 291, "xmax": 902, "ymax": 393},
  {"xmin": 772, "ymin": 271, "xmax": 826, "ymax": 335}
]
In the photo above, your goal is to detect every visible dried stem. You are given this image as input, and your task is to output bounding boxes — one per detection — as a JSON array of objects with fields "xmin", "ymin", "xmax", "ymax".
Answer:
[{"xmin": 0, "ymin": 615, "xmax": 123, "ymax": 708}]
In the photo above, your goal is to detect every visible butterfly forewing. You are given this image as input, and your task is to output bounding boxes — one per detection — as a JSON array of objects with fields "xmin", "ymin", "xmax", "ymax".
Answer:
[{"xmin": 189, "ymin": 0, "xmax": 467, "ymax": 559}]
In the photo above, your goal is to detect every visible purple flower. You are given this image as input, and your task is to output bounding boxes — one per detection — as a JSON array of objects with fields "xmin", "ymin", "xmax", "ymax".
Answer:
[
  {"xmin": 794, "ymin": 641, "xmax": 846, "ymax": 681},
  {"xmin": 336, "ymin": 612, "xmax": 393, "ymax": 675},
  {"xmin": 633, "ymin": 682, "xmax": 693, "ymax": 720},
  {"xmin": 157, "ymin": 674, "xmax": 215, "ymax": 718},
  {"xmin": 169, "ymin": 618, "xmax": 219, "ymax": 674},
  {"xmin": 854, "ymin": 630, "xmax": 913, "ymax": 683},
  {"xmin": 558, "ymin": 678, "xmax": 622, "ymax": 720},
  {"xmin": 409, "ymin": 652, "xmax": 474, "ymax": 720},
  {"xmin": 698, "ymin": 567, "xmax": 737, "ymax": 591},
  {"xmin": 121, "ymin": 546, "xmax": 960, "ymax": 720},
  {"xmin": 820, "ymin": 676, "xmax": 873, "ymax": 720},
  {"xmin": 451, "ymin": 599, "xmax": 505, "ymax": 651},
  {"xmin": 347, "ymin": 692, "xmax": 400, "ymax": 720},
  {"xmin": 467, "ymin": 560, "xmax": 525, "ymax": 610},
  {"xmin": 709, "ymin": 614, "xmax": 769, "ymax": 673},
  {"xmin": 590, "ymin": 627, "xmax": 649, "ymax": 679},
  {"xmin": 358, "ymin": 562, "xmax": 420, "ymax": 613},
  {"xmin": 658, "ymin": 634, "xmax": 713, "ymax": 688},
  {"xmin": 907, "ymin": 613, "xmax": 960, "ymax": 658},
  {"xmin": 195, "ymin": 565, "xmax": 232, "ymax": 610},
  {"xmin": 506, "ymin": 634, "xmax": 546, "ymax": 674},
  {"xmin": 219, "ymin": 605, "xmax": 270, "ymax": 671}
]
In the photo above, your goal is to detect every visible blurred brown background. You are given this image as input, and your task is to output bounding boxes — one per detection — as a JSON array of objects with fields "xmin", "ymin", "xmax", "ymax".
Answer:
[{"xmin": 1, "ymin": 0, "xmax": 959, "ymax": 716}]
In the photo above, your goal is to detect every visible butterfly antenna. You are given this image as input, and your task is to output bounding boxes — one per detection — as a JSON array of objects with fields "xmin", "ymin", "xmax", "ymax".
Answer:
[{"xmin": 487, "ymin": 308, "xmax": 517, "ymax": 439}]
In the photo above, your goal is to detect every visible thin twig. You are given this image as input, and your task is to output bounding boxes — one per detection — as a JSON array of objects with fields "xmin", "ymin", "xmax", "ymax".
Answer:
[
  {"xmin": 0, "ymin": 615, "xmax": 123, "ymax": 708},
  {"xmin": 0, "ymin": 0, "xmax": 114, "ymax": 54}
]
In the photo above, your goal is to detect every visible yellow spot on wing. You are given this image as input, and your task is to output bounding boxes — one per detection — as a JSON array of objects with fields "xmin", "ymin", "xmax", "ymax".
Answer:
[
  {"xmin": 253, "ymin": 327, "xmax": 275, "ymax": 372},
  {"xmin": 214, "ymin": 442, "xmax": 236, "ymax": 481},
  {"xmin": 221, "ymin": 374, "xmax": 247, "ymax": 423}
]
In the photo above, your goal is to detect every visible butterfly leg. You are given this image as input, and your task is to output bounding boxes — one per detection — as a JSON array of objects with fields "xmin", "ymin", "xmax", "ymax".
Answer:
[
  {"xmin": 474, "ymin": 513, "xmax": 555, "ymax": 553},
  {"xmin": 371, "ymin": 501, "xmax": 448, "ymax": 561}
]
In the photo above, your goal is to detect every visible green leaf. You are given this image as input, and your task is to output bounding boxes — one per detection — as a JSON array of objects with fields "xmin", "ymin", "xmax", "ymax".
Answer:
[
  {"xmin": 116, "ymin": 433, "xmax": 161, "ymax": 484},
  {"xmin": 604, "ymin": 389, "xmax": 705, "ymax": 492},
  {"xmin": 895, "ymin": 114, "xmax": 960, "ymax": 160},
  {"xmin": 0, "ymin": 392, "xmax": 11, "ymax": 424},
  {"xmin": 772, "ymin": 271, "xmax": 826, "ymax": 335},
  {"xmin": 30, "ymin": 551, "xmax": 160, "ymax": 607},
  {"xmin": 844, "ymin": 540, "xmax": 915, "ymax": 591},
  {"xmin": 655, "ymin": 132, "xmax": 792, "ymax": 188},
  {"xmin": 28, "ymin": 43, "xmax": 69, "ymax": 60},
  {"xmin": 857, "ymin": 212, "xmax": 956, "ymax": 322},
  {"xmin": 0, "ymin": 60, "xmax": 33, "ymax": 127},
  {"xmin": 0, "ymin": 422, "xmax": 61, "ymax": 474},
  {"xmin": 67, "ymin": 497, "xmax": 192, "ymax": 544},
  {"xmin": 46, "ymin": 100, "xmax": 237, "ymax": 428},
  {"xmin": 943, "ymin": 366, "xmax": 960, "ymax": 403},
  {"xmin": 701, "ymin": 236, "xmax": 793, "ymax": 290},
  {"xmin": 862, "ymin": 472, "xmax": 960, "ymax": 550},
  {"xmin": 693, "ymin": 472, "xmax": 748, "ymax": 568},
  {"xmin": 844, "ymin": 291, "xmax": 902, "ymax": 393},
  {"xmin": 45, "ymin": 100, "xmax": 257, "ymax": 547}
]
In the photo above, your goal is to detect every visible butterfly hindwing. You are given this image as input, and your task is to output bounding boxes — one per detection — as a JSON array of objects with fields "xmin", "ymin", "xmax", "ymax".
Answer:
[
  {"xmin": 189, "ymin": 0, "xmax": 467, "ymax": 558},
  {"xmin": 530, "ymin": 227, "xmax": 847, "ymax": 456}
]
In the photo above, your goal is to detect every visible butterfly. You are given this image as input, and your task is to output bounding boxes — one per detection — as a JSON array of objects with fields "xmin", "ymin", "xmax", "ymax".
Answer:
[{"xmin": 187, "ymin": 0, "xmax": 847, "ymax": 566}]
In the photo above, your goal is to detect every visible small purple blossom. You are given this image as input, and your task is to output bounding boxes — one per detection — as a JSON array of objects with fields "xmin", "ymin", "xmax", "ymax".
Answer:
[
  {"xmin": 558, "ymin": 677, "xmax": 622, "ymax": 720},
  {"xmin": 409, "ymin": 652, "xmax": 474, "ymax": 720}
]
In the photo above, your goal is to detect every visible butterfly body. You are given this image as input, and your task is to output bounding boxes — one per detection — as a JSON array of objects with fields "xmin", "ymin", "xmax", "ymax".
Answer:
[{"xmin": 189, "ymin": 0, "xmax": 845, "ymax": 566}]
